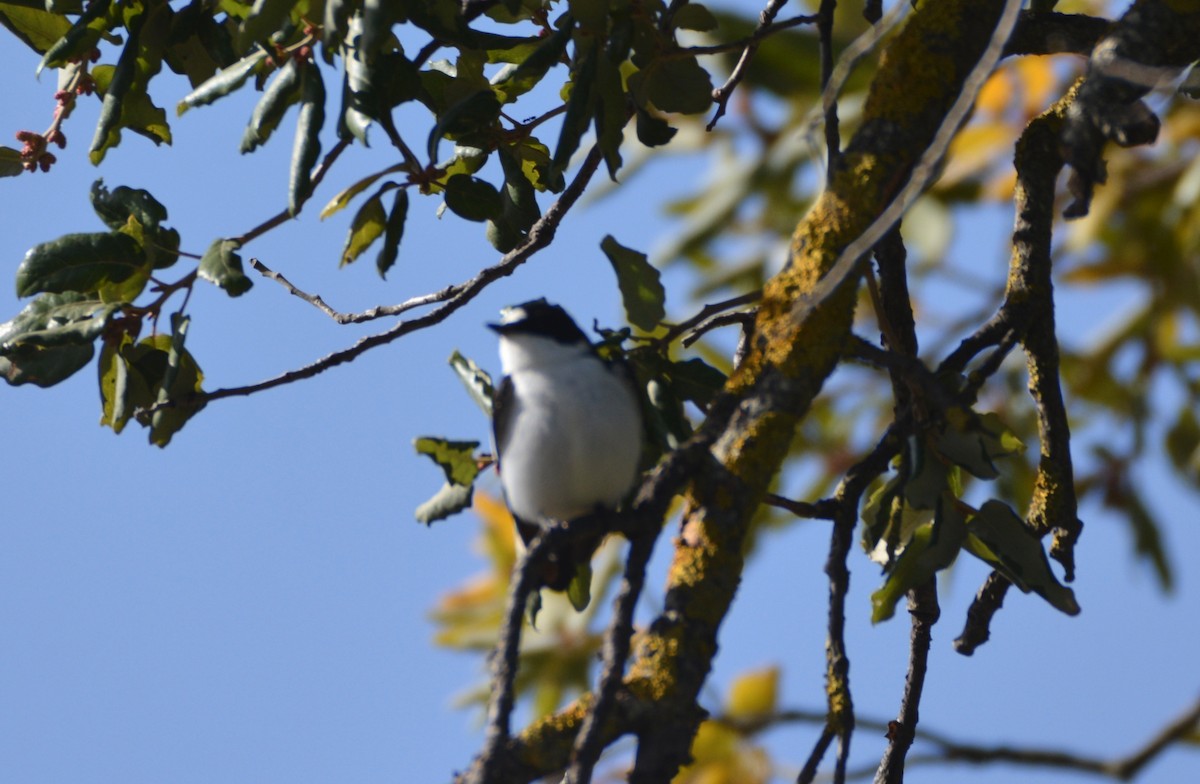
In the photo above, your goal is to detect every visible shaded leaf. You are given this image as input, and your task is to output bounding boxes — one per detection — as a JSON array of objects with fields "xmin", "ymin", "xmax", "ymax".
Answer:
[
  {"xmin": 674, "ymin": 4, "xmax": 718, "ymax": 32},
  {"xmin": 37, "ymin": 0, "xmax": 108, "ymax": 73},
  {"xmin": 241, "ymin": 58, "xmax": 302, "ymax": 153},
  {"xmin": 136, "ymin": 313, "xmax": 206, "ymax": 447},
  {"xmin": 634, "ymin": 104, "xmax": 676, "ymax": 147},
  {"xmin": 491, "ymin": 19, "xmax": 571, "ymax": 103},
  {"xmin": 964, "ymin": 500, "xmax": 1081, "ymax": 615},
  {"xmin": 565, "ymin": 563, "xmax": 592, "ymax": 612},
  {"xmin": 16, "ymin": 232, "xmax": 145, "ymax": 298},
  {"xmin": 376, "ymin": 188, "xmax": 409, "ymax": 278},
  {"xmin": 198, "ymin": 238, "xmax": 252, "ymax": 297},
  {"xmin": 237, "ymin": 0, "xmax": 295, "ymax": 50},
  {"xmin": 871, "ymin": 494, "xmax": 966, "ymax": 623},
  {"xmin": 444, "ymin": 174, "xmax": 502, "ymax": 222},
  {"xmin": 427, "ymin": 88, "xmax": 501, "ymax": 161},
  {"xmin": 177, "ymin": 50, "xmax": 267, "ymax": 115},
  {"xmin": 632, "ymin": 55, "xmax": 713, "ymax": 114},
  {"xmin": 288, "ymin": 61, "xmax": 326, "ymax": 216},
  {"xmin": 601, "ymin": 235, "xmax": 665, "ymax": 331}
]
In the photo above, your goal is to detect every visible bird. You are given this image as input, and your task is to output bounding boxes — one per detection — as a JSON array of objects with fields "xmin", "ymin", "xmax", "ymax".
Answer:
[{"xmin": 489, "ymin": 299, "xmax": 643, "ymax": 594}]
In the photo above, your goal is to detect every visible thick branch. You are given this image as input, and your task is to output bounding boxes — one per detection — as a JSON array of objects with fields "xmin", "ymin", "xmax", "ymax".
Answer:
[{"xmin": 458, "ymin": 1, "xmax": 1037, "ymax": 779}]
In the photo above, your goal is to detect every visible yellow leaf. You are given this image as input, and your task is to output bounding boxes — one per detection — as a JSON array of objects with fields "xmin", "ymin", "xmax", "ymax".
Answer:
[
  {"xmin": 725, "ymin": 666, "xmax": 779, "ymax": 721},
  {"xmin": 474, "ymin": 491, "xmax": 517, "ymax": 576},
  {"xmin": 976, "ymin": 69, "xmax": 1011, "ymax": 115},
  {"xmin": 939, "ymin": 124, "xmax": 1013, "ymax": 188},
  {"xmin": 1014, "ymin": 57, "xmax": 1058, "ymax": 116}
]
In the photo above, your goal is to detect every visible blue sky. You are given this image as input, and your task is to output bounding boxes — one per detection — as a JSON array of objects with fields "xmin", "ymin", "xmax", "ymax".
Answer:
[{"xmin": 2, "ymin": 26, "xmax": 1199, "ymax": 784}]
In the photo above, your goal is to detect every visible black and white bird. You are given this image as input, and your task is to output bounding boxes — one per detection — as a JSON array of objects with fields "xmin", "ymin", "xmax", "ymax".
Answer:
[{"xmin": 489, "ymin": 299, "xmax": 643, "ymax": 591}]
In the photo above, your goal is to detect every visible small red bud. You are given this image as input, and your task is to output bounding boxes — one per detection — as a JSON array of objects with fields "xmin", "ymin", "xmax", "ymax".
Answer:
[
  {"xmin": 47, "ymin": 130, "xmax": 66, "ymax": 148},
  {"xmin": 88, "ymin": 47, "xmax": 101, "ymax": 63}
]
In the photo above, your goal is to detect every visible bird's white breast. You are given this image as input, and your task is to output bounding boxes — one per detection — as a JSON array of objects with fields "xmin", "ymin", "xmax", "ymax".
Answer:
[{"xmin": 496, "ymin": 335, "xmax": 642, "ymax": 525}]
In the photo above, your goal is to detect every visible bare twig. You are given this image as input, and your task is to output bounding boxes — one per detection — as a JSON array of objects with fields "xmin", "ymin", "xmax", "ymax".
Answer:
[
  {"xmin": 739, "ymin": 693, "xmax": 1200, "ymax": 782},
  {"xmin": 707, "ymin": 0, "xmax": 800, "ymax": 131},
  {"xmin": 655, "ymin": 290, "xmax": 762, "ymax": 348},
  {"xmin": 233, "ymin": 140, "xmax": 351, "ymax": 246},
  {"xmin": 681, "ymin": 14, "xmax": 819, "ymax": 57},
  {"xmin": 681, "ymin": 311, "xmax": 757, "ymax": 348},
  {"xmin": 142, "ymin": 147, "xmax": 604, "ymax": 415},
  {"xmin": 764, "ymin": 493, "xmax": 836, "ymax": 520},
  {"xmin": 472, "ymin": 527, "xmax": 564, "ymax": 784},
  {"xmin": 817, "ymin": 0, "xmax": 841, "ymax": 181},
  {"xmin": 565, "ymin": 528, "xmax": 658, "ymax": 784},
  {"xmin": 874, "ymin": 580, "xmax": 940, "ymax": 784}
]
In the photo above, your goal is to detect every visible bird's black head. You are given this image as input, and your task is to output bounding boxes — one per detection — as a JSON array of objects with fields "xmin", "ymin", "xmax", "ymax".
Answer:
[{"xmin": 488, "ymin": 299, "xmax": 589, "ymax": 345}]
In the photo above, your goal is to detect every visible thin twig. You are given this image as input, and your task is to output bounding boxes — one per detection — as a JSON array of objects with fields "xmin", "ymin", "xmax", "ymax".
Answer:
[
  {"xmin": 707, "ymin": 0, "xmax": 797, "ymax": 131},
  {"xmin": 565, "ymin": 528, "xmax": 658, "ymax": 784},
  {"xmin": 681, "ymin": 14, "xmax": 819, "ymax": 57},
  {"xmin": 233, "ymin": 139, "xmax": 351, "ymax": 246},
  {"xmin": 874, "ymin": 580, "xmax": 940, "ymax": 784},
  {"xmin": 141, "ymin": 147, "xmax": 605, "ymax": 415},
  {"xmin": 473, "ymin": 528, "xmax": 563, "ymax": 784},
  {"xmin": 817, "ymin": 0, "xmax": 840, "ymax": 182},
  {"xmin": 765, "ymin": 493, "xmax": 837, "ymax": 520},
  {"xmin": 655, "ymin": 290, "xmax": 762, "ymax": 348},
  {"xmin": 736, "ymin": 693, "xmax": 1200, "ymax": 782}
]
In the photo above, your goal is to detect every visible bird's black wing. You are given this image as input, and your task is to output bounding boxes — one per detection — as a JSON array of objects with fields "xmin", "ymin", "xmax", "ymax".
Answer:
[{"xmin": 492, "ymin": 374, "xmax": 515, "ymax": 467}]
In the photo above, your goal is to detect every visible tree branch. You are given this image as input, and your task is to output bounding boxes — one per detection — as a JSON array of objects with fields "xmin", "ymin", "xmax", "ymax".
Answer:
[
  {"xmin": 141, "ymin": 147, "xmax": 604, "ymax": 415},
  {"xmin": 707, "ymin": 0, "xmax": 803, "ymax": 131}
]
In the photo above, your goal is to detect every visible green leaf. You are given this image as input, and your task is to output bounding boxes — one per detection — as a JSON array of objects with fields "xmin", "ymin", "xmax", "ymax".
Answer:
[
  {"xmin": 237, "ymin": 0, "xmax": 295, "ymax": 50},
  {"xmin": 870, "ymin": 494, "xmax": 966, "ymax": 623},
  {"xmin": 0, "ymin": 1, "xmax": 73, "ymax": 54},
  {"xmin": 449, "ymin": 350, "xmax": 495, "ymax": 417},
  {"xmin": 376, "ymin": 189, "xmax": 408, "ymax": 279},
  {"xmin": 136, "ymin": 314, "xmax": 206, "ymax": 447},
  {"xmin": 91, "ymin": 179, "xmax": 168, "ymax": 231},
  {"xmin": 177, "ymin": 50, "xmax": 267, "ymax": 115},
  {"xmin": 601, "ymin": 235, "xmax": 665, "ymax": 331},
  {"xmin": 37, "ymin": 0, "xmax": 108, "ymax": 73},
  {"xmin": 340, "ymin": 189, "xmax": 390, "ymax": 266},
  {"xmin": 241, "ymin": 58, "xmax": 302, "ymax": 154},
  {"xmin": 0, "ymin": 339, "xmax": 93, "ymax": 387},
  {"xmin": 634, "ymin": 105, "xmax": 677, "ymax": 147},
  {"xmin": 443, "ymin": 174, "xmax": 502, "ymax": 222},
  {"xmin": 566, "ymin": 562, "xmax": 592, "ymax": 612},
  {"xmin": 0, "ymin": 292, "xmax": 113, "ymax": 387},
  {"xmin": 426, "ymin": 88, "xmax": 502, "ymax": 161},
  {"xmin": 1166, "ymin": 407, "xmax": 1200, "ymax": 482},
  {"xmin": 288, "ymin": 61, "xmax": 326, "ymax": 217},
  {"xmin": 89, "ymin": 62, "xmax": 172, "ymax": 159},
  {"xmin": 198, "ymin": 238, "xmax": 253, "ymax": 297},
  {"xmin": 673, "ymin": 4, "xmax": 719, "ymax": 32},
  {"xmin": 414, "ymin": 436, "xmax": 482, "ymax": 486},
  {"xmin": 665, "ymin": 357, "xmax": 726, "ymax": 407},
  {"xmin": 935, "ymin": 408, "xmax": 1022, "ymax": 480},
  {"xmin": 593, "ymin": 51, "xmax": 626, "ymax": 178},
  {"xmin": 964, "ymin": 500, "xmax": 1080, "ymax": 616},
  {"xmin": 632, "ymin": 56, "xmax": 713, "ymax": 115},
  {"xmin": 98, "ymin": 331, "xmax": 153, "ymax": 434},
  {"xmin": 88, "ymin": 12, "xmax": 143, "ymax": 165},
  {"xmin": 491, "ymin": 20, "xmax": 571, "ymax": 103},
  {"xmin": 415, "ymin": 481, "xmax": 475, "ymax": 525},
  {"xmin": 320, "ymin": 164, "xmax": 405, "ymax": 219},
  {"xmin": 16, "ymin": 232, "xmax": 146, "ymax": 298},
  {"xmin": 552, "ymin": 37, "xmax": 598, "ymax": 175},
  {"xmin": 90, "ymin": 180, "xmax": 179, "ymax": 272},
  {"xmin": 0, "ymin": 146, "xmax": 23, "ymax": 177}
]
